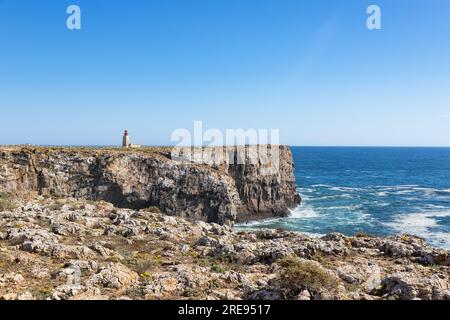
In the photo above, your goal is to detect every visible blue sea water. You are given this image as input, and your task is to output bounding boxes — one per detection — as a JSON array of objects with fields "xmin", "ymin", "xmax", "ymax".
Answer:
[{"xmin": 238, "ymin": 147, "xmax": 450, "ymax": 249}]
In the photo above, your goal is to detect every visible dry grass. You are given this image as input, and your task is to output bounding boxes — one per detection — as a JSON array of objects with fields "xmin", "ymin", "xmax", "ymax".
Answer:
[
  {"xmin": 0, "ymin": 192, "xmax": 17, "ymax": 212},
  {"xmin": 278, "ymin": 256, "xmax": 338, "ymax": 295},
  {"xmin": 140, "ymin": 206, "xmax": 162, "ymax": 214}
]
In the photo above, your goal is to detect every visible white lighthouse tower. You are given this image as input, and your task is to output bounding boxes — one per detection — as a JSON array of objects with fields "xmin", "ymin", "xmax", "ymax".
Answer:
[
  {"xmin": 122, "ymin": 130, "xmax": 141, "ymax": 148},
  {"xmin": 122, "ymin": 130, "xmax": 130, "ymax": 148}
]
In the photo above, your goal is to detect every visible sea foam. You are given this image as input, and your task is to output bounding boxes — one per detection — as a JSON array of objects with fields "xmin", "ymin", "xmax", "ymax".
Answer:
[{"xmin": 385, "ymin": 211, "xmax": 450, "ymax": 249}]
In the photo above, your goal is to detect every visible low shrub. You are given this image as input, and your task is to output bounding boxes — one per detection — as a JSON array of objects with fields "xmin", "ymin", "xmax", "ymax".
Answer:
[
  {"xmin": 210, "ymin": 263, "xmax": 226, "ymax": 273},
  {"xmin": 0, "ymin": 192, "xmax": 17, "ymax": 212},
  {"xmin": 278, "ymin": 257, "xmax": 338, "ymax": 295},
  {"xmin": 354, "ymin": 232, "xmax": 374, "ymax": 238}
]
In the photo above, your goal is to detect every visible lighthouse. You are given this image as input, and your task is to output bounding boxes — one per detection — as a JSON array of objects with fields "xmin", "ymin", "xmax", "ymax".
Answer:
[
  {"xmin": 122, "ymin": 130, "xmax": 130, "ymax": 148},
  {"xmin": 122, "ymin": 130, "xmax": 141, "ymax": 148}
]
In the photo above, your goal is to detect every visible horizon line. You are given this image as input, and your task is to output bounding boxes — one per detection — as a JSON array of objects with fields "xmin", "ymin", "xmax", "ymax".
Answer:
[{"xmin": 1, "ymin": 144, "xmax": 450, "ymax": 149}]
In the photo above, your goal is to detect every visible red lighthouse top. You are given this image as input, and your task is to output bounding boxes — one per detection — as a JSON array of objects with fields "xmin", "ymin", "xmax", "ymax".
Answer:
[{"xmin": 124, "ymin": 130, "xmax": 129, "ymax": 136}]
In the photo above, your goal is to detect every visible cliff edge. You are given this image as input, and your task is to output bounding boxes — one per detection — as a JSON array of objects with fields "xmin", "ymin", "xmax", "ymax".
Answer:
[{"xmin": 0, "ymin": 146, "xmax": 300, "ymax": 225}]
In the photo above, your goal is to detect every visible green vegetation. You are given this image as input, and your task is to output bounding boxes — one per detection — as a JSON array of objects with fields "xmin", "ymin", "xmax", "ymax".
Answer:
[
  {"xmin": 106, "ymin": 256, "xmax": 122, "ymax": 263},
  {"xmin": 210, "ymin": 263, "xmax": 226, "ymax": 273},
  {"xmin": 193, "ymin": 255, "xmax": 230, "ymax": 274},
  {"xmin": 183, "ymin": 288, "xmax": 199, "ymax": 298},
  {"xmin": 125, "ymin": 251, "xmax": 163, "ymax": 275},
  {"xmin": 208, "ymin": 278, "xmax": 221, "ymax": 289},
  {"xmin": 31, "ymin": 287, "xmax": 53, "ymax": 300},
  {"xmin": 278, "ymin": 257, "xmax": 338, "ymax": 295},
  {"xmin": 354, "ymin": 232, "xmax": 374, "ymax": 238},
  {"xmin": 140, "ymin": 272, "xmax": 153, "ymax": 281},
  {"xmin": 0, "ymin": 192, "xmax": 17, "ymax": 212}
]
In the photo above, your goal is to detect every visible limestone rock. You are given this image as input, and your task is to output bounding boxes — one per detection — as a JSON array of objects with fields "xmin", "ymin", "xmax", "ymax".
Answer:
[
  {"xmin": 87, "ymin": 263, "xmax": 138, "ymax": 289},
  {"xmin": 0, "ymin": 146, "xmax": 300, "ymax": 225},
  {"xmin": 1, "ymin": 196, "xmax": 449, "ymax": 301}
]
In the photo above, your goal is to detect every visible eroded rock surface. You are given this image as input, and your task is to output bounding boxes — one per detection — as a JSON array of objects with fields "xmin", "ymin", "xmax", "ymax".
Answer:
[
  {"xmin": 1, "ymin": 197, "xmax": 449, "ymax": 300},
  {"xmin": 0, "ymin": 146, "xmax": 300, "ymax": 225}
]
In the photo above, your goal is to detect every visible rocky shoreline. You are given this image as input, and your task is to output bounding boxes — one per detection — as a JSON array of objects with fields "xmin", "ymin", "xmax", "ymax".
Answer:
[{"xmin": 1, "ymin": 196, "xmax": 449, "ymax": 300}]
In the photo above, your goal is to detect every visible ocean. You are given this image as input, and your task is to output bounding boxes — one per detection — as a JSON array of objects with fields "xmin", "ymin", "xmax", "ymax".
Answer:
[{"xmin": 237, "ymin": 147, "xmax": 450, "ymax": 249}]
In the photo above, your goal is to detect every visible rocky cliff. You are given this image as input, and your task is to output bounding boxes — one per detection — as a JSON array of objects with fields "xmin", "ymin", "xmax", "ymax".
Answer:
[
  {"xmin": 0, "ymin": 146, "xmax": 300, "ymax": 225},
  {"xmin": 1, "ymin": 197, "xmax": 449, "ymax": 300}
]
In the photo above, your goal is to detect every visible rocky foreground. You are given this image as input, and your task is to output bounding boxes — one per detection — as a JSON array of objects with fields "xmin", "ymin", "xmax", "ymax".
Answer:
[{"xmin": 1, "ymin": 196, "xmax": 450, "ymax": 300}]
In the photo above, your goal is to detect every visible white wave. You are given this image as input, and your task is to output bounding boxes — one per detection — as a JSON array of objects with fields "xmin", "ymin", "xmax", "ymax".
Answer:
[
  {"xmin": 404, "ymin": 197, "xmax": 422, "ymax": 201},
  {"xmin": 375, "ymin": 202, "xmax": 390, "ymax": 207},
  {"xmin": 313, "ymin": 194, "xmax": 354, "ymax": 200},
  {"xmin": 311, "ymin": 195, "xmax": 338, "ymax": 200},
  {"xmin": 314, "ymin": 205, "xmax": 362, "ymax": 211},
  {"xmin": 333, "ymin": 211, "xmax": 373, "ymax": 225},
  {"xmin": 384, "ymin": 211, "xmax": 450, "ymax": 249},
  {"xmin": 329, "ymin": 186, "xmax": 363, "ymax": 192},
  {"xmin": 235, "ymin": 217, "xmax": 279, "ymax": 228},
  {"xmin": 396, "ymin": 186, "xmax": 449, "ymax": 194},
  {"xmin": 393, "ymin": 190, "xmax": 416, "ymax": 195},
  {"xmin": 302, "ymin": 231, "xmax": 325, "ymax": 238},
  {"xmin": 376, "ymin": 185, "xmax": 419, "ymax": 190},
  {"xmin": 233, "ymin": 204, "xmax": 320, "ymax": 229},
  {"xmin": 425, "ymin": 204, "xmax": 447, "ymax": 209},
  {"xmin": 413, "ymin": 187, "xmax": 441, "ymax": 197},
  {"xmin": 372, "ymin": 185, "xmax": 450, "ymax": 198},
  {"xmin": 434, "ymin": 189, "xmax": 450, "ymax": 197},
  {"xmin": 289, "ymin": 205, "xmax": 320, "ymax": 219}
]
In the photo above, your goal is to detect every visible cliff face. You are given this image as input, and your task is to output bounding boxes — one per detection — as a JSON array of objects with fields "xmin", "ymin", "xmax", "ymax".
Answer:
[
  {"xmin": 222, "ymin": 146, "xmax": 301, "ymax": 222},
  {"xmin": 0, "ymin": 146, "xmax": 300, "ymax": 225}
]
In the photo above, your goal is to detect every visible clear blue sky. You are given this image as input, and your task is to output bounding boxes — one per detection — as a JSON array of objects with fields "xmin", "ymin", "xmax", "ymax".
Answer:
[{"xmin": 1, "ymin": 0, "xmax": 449, "ymax": 146}]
